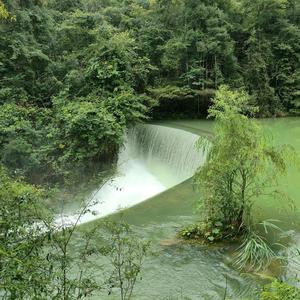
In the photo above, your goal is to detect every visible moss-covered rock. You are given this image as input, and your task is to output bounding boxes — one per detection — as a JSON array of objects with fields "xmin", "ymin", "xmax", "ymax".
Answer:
[{"xmin": 260, "ymin": 281, "xmax": 300, "ymax": 300}]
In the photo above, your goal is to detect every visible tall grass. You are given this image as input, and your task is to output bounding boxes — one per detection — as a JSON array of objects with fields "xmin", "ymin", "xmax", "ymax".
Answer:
[
  {"xmin": 234, "ymin": 231, "xmax": 277, "ymax": 271},
  {"xmin": 234, "ymin": 220, "xmax": 283, "ymax": 271}
]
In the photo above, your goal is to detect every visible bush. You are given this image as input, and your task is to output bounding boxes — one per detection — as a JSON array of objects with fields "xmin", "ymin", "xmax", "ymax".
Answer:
[{"xmin": 179, "ymin": 221, "xmax": 241, "ymax": 243}]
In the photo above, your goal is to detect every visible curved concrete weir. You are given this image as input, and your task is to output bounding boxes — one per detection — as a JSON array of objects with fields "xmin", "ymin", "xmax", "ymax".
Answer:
[{"xmin": 57, "ymin": 124, "xmax": 206, "ymax": 226}]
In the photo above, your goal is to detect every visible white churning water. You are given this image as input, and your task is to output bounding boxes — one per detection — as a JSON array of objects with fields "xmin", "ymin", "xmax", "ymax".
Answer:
[{"xmin": 55, "ymin": 124, "xmax": 206, "ymax": 226}]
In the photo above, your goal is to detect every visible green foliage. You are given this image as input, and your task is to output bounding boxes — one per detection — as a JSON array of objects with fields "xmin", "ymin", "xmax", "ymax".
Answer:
[
  {"xmin": 0, "ymin": 0, "xmax": 299, "ymax": 182},
  {"xmin": 0, "ymin": 0, "xmax": 160, "ymax": 185},
  {"xmin": 0, "ymin": 102, "xmax": 120, "ymax": 184},
  {"xmin": 234, "ymin": 231, "xmax": 277, "ymax": 271},
  {"xmin": 0, "ymin": 104, "xmax": 50, "ymax": 179},
  {"xmin": 260, "ymin": 281, "xmax": 300, "ymax": 300},
  {"xmin": 45, "ymin": 221, "xmax": 102, "ymax": 299},
  {"xmin": 0, "ymin": 1, "xmax": 13, "ymax": 20},
  {"xmin": 0, "ymin": 167, "xmax": 52, "ymax": 299},
  {"xmin": 234, "ymin": 219, "xmax": 285, "ymax": 271},
  {"xmin": 100, "ymin": 221, "xmax": 151, "ymax": 300},
  {"xmin": 150, "ymin": 85, "xmax": 198, "ymax": 101},
  {"xmin": 241, "ymin": 0, "xmax": 300, "ymax": 115},
  {"xmin": 104, "ymin": 90, "xmax": 156, "ymax": 126},
  {"xmin": 192, "ymin": 86, "xmax": 290, "ymax": 251},
  {"xmin": 0, "ymin": 167, "xmax": 151, "ymax": 299},
  {"xmin": 0, "ymin": 2, "xmax": 299, "ymax": 298},
  {"xmin": 179, "ymin": 221, "xmax": 236, "ymax": 243},
  {"xmin": 48, "ymin": 100, "xmax": 122, "ymax": 181},
  {"xmin": 149, "ymin": 86, "xmax": 214, "ymax": 118}
]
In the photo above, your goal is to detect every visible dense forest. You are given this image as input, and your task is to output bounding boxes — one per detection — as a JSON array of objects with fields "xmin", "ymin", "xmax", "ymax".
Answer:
[
  {"xmin": 1, "ymin": 1, "xmax": 300, "ymax": 299},
  {"xmin": 0, "ymin": 0, "xmax": 300, "ymax": 185}
]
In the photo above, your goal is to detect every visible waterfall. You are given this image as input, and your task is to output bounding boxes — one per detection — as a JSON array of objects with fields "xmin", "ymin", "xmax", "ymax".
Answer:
[
  {"xmin": 125, "ymin": 124, "xmax": 205, "ymax": 182},
  {"xmin": 56, "ymin": 124, "xmax": 207, "ymax": 226}
]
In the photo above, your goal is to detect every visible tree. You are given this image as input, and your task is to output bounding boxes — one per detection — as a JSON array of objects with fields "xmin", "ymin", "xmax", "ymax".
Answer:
[
  {"xmin": 188, "ymin": 86, "xmax": 291, "ymax": 244},
  {"xmin": 239, "ymin": 0, "xmax": 300, "ymax": 115},
  {"xmin": 0, "ymin": 1, "xmax": 11, "ymax": 20}
]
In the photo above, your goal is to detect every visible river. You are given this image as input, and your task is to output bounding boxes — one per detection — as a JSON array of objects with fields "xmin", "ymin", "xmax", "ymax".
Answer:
[{"xmin": 66, "ymin": 117, "xmax": 300, "ymax": 299}]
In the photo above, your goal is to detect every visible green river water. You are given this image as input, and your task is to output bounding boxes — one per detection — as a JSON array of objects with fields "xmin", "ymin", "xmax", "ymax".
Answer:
[{"xmin": 74, "ymin": 117, "xmax": 300, "ymax": 300}]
